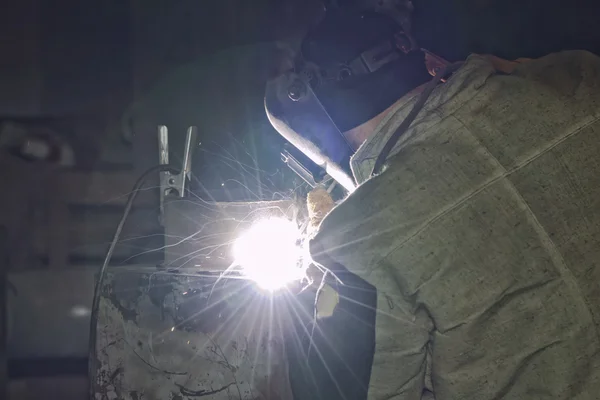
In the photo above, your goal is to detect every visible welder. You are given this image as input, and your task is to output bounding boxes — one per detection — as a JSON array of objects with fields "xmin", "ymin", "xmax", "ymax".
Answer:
[{"xmin": 266, "ymin": 2, "xmax": 600, "ymax": 399}]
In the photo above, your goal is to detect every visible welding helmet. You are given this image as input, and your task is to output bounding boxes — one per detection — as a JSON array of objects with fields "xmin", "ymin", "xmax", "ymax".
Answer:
[{"xmin": 265, "ymin": 1, "xmax": 432, "ymax": 190}]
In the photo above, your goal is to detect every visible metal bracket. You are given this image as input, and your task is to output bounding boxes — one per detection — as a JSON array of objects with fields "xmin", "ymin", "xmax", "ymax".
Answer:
[{"xmin": 158, "ymin": 125, "xmax": 198, "ymax": 224}]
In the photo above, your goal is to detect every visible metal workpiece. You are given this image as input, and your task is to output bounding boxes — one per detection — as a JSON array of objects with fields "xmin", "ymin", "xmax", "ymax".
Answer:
[
  {"xmin": 92, "ymin": 265, "xmax": 293, "ymax": 400},
  {"xmin": 89, "ymin": 196, "xmax": 296, "ymax": 399}
]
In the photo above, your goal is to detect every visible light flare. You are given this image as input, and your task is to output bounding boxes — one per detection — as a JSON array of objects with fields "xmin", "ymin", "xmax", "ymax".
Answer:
[{"xmin": 233, "ymin": 217, "xmax": 305, "ymax": 291}]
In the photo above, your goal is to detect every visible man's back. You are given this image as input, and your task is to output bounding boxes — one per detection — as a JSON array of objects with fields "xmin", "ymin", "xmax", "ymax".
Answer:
[{"xmin": 311, "ymin": 51, "xmax": 600, "ymax": 399}]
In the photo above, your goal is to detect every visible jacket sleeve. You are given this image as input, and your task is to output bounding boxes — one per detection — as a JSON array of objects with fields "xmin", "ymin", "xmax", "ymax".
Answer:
[
  {"xmin": 357, "ymin": 261, "xmax": 433, "ymax": 399},
  {"xmin": 310, "ymin": 179, "xmax": 435, "ymax": 400}
]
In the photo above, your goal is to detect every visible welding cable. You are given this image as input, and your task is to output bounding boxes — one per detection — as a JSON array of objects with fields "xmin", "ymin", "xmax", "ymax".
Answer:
[
  {"xmin": 87, "ymin": 164, "xmax": 179, "ymax": 396},
  {"xmin": 371, "ymin": 61, "xmax": 464, "ymax": 177}
]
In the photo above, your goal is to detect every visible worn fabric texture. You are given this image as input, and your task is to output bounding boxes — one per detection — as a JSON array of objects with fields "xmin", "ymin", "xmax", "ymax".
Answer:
[{"xmin": 310, "ymin": 50, "xmax": 600, "ymax": 399}]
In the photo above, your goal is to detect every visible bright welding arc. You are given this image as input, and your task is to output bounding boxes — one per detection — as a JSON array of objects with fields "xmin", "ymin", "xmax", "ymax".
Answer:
[{"xmin": 232, "ymin": 217, "xmax": 306, "ymax": 291}]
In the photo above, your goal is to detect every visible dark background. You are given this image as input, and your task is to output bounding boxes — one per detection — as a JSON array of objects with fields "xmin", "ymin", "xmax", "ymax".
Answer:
[
  {"xmin": 1, "ymin": 1, "xmax": 600, "ymax": 398},
  {"xmin": 2, "ymin": 0, "xmax": 600, "ymax": 199}
]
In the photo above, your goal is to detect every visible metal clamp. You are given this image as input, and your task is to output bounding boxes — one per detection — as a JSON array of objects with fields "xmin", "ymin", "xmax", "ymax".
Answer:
[{"xmin": 158, "ymin": 126, "xmax": 198, "ymax": 223}]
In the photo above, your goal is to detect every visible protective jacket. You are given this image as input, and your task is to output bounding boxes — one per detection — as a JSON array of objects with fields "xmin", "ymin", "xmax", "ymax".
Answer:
[{"xmin": 311, "ymin": 51, "xmax": 600, "ymax": 399}]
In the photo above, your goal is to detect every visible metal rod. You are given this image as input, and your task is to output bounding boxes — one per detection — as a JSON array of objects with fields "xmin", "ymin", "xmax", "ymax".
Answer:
[
  {"xmin": 181, "ymin": 127, "xmax": 198, "ymax": 191},
  {"xmin": 158, "ymin": 125, "xmax": 169, "ymax": 165},
  {"xmin": 158, "ymin": 125, "xmax": 170, "ymax": 225}
]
